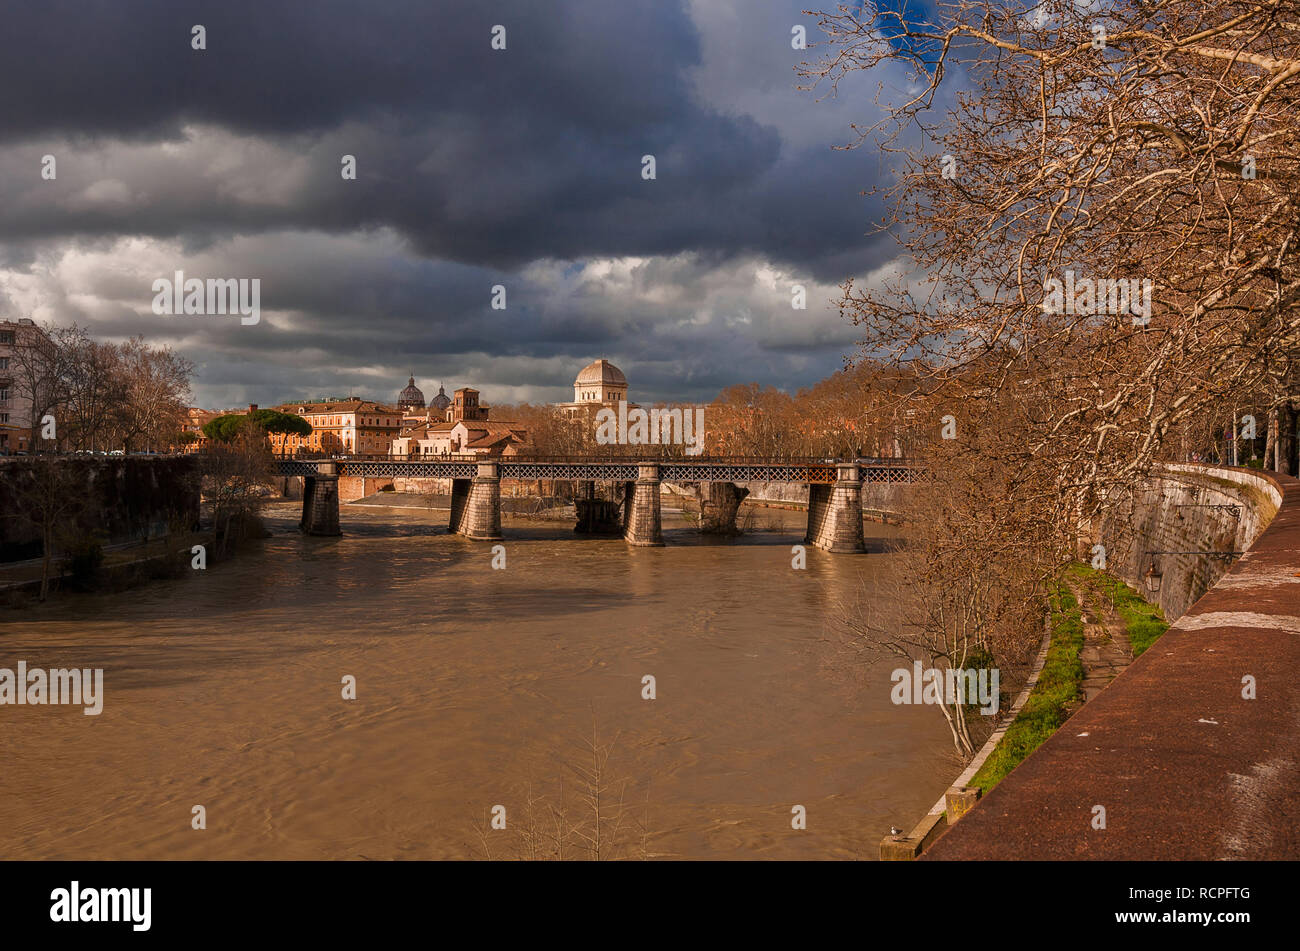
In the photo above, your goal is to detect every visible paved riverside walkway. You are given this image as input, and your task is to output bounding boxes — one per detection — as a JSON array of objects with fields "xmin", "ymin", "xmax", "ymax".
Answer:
[
  {"xmin": 924, "ymin": 470, "xmax": 1300, "ymax": 860},
  {"xmin": 1075, "ymin": 581, "xmax": 1134, "ymax": 704}
]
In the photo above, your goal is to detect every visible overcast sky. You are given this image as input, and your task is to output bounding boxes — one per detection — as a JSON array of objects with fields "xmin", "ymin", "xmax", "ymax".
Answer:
[{"xmin": 0, "ymin": 0, "xmax": 912, "ymax": 409}]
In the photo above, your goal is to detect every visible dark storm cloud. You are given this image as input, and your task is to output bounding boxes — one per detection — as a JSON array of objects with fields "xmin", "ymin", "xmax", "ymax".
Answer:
[
  {"xmin": 0, "ymin": 1, "xmax": 912, "ymax": 407},
  {"xmin": 0, "ymin": 0, "xmax": 884, "ymax": 279}
]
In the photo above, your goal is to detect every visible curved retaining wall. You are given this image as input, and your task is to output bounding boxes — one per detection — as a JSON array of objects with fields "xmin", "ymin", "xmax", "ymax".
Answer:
[
  {"xmin": 924, "ymin": 465, "xmax": 1300, "ymax": 860},
  {"xmin": 1094, "ymin": 464, "xmax": 1282, "ymax": 622}
]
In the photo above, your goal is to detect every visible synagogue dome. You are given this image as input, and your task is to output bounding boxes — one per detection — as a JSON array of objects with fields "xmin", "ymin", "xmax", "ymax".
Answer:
[{"xmin": 574, "ymin": 359, "xmax": 627, "ymax": 388}]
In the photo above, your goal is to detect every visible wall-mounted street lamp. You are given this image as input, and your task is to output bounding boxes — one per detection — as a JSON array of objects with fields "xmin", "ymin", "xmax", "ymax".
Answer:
[
  {"xmin": 1143, "ymin": 557, "xmax": 1163, "ymax": 596},
  {"xmin": 1142, "ymin": 549, "xmax": 1244, "ymax": 598}
]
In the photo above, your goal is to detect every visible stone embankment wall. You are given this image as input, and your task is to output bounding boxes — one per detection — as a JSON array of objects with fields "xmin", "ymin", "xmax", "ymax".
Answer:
[
  {"xmin": 0, "ymin": 456, "xmax": 201, "ymax": 562},
  {"xmin": 1092, "ymin": 465, "xmax": 1282, "ymax": 622}
]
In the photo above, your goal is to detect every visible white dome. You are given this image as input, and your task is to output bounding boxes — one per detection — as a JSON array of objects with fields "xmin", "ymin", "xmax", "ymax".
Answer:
[{"xmin": 574, "ymin": 359, "xmax": 626, "ymax": 387}]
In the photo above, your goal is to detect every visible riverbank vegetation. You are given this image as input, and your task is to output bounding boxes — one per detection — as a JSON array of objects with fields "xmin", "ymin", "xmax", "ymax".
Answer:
[
  {"xmin": 969, "ymin": 564, "xmax": 1169, "ymax": 793},
  {"xmin": 1072, "ymin": 565, "xmax": 1171, "ymax": 660},
  {"xmin": 970, "ymin": 583, "xmax": 1084, "ymax": 793},
  {"xmin": 200, "ymin": 418, "xmax": 276, "ymax": 555}
]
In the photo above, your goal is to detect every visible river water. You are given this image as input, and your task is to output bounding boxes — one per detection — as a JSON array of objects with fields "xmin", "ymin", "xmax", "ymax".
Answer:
[{"xmin": 1, "ymin": 501, "xmax": 956, "ymax": 860}]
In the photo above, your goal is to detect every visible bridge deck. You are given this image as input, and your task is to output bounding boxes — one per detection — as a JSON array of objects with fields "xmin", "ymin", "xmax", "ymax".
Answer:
[{"xmin": 276, "ymin": 457, "xmax": 919, "ymax": 484}]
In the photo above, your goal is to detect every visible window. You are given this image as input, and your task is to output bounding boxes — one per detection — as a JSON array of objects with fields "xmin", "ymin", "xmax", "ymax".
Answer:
[
  {"xmin": 0, "ymin": 388, "xmax": 8, "ymax": 400},
  {"xmin": 0, "ymin": 331, "xmax": 13, "ymax": 345},
  {"xmin": 0, "ymin": 357, "xmax": 8, "ymax": 369}
]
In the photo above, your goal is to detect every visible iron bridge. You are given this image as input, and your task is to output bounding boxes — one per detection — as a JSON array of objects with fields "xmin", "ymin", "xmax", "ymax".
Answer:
[{"xmin": 276, "ymin": 457, "xmax": 921, "ymax": 485}]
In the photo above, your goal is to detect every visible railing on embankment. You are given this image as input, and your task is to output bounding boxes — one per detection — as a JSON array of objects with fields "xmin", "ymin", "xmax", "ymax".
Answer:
[{"xmin": 922, "ymin": 464, "xmax": 1300, "ymax": 860}]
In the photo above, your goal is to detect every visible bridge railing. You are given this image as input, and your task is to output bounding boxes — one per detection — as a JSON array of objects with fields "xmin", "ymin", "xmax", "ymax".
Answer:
[{"xmin": 275, "ymin": 451, "xmax": 920, "ymax": 465}]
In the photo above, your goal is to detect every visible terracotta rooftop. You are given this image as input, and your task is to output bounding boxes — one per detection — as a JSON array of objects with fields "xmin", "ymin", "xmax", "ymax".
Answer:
[{"xmin": 277, "ymin": 399, "xmax": 400, "ymax": 415}]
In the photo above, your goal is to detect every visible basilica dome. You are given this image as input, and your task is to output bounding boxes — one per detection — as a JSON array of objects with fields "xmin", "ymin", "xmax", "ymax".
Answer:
[{"xmin": 397, "ymin": 376, "xmax": 425, "ymax": 410}]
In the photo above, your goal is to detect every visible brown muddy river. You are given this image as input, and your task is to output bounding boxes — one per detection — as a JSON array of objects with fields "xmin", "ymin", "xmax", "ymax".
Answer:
[{"xmin": 1, "ymin": 501, "xmax": 956, "ymax": 860}]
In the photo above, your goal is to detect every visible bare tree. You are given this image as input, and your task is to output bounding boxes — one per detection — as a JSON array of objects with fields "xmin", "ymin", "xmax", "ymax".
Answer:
[
  {"xmin": 57, "ymin": 327, "xmax": 125, "ymax": 452},
  {"xmin": 800, "ymin": 1, "xmax": 1300, "ymax": 756},
  {"xmin": 111, "ymin": 336, "xmax": 193, "ymax": 452},
  {"xmin": 5, "ymin": 321, "xmax": 65, "ymax": 450},
  {"xmin": 803, "ymin": 0, "xmax": 1300, "ymax": 497},
  {"xmin": 200, "ymin": 418, "xmax": 275, "ymax": 555}
]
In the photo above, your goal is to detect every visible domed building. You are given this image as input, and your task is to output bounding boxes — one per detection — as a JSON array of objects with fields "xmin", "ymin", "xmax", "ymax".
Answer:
[
  {"xmin": 430, "ymin": 384, "xmax": 452, "ymax": 414},
  {"xmin": 571, "ymin": 359, "xmax": 627, "ymax": 406},
  {"xmin": 557, "ymin": 358, "xmax": 636, "ymax": 413},
  {"xmin": 397, "ymin": 375, "xmax": 425, "ymax": 412}
]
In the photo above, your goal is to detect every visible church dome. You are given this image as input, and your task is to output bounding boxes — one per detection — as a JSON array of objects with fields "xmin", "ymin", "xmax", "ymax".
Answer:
[
  {"xmin": 430, "ymin": 384, "xmax": 452, "ymax": 411},
  {"xmin": 574, "ymin": 359, "xmax": 627, "ymax": 387},
  {"xmin": 398, "ymin": 376, "xmax": 425, "ymax": 409}
]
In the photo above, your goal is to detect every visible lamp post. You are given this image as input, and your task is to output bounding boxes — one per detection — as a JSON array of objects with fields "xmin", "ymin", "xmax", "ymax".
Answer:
[{"xmin": 1143, "ymin": 557, "xmax": 1163, "ymax": 598}]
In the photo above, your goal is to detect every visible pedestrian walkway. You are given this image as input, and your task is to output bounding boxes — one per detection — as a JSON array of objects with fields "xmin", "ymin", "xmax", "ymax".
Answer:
[{"xmin": 1073, "ymin": 580, "xmax": 1133, "ymax": 703}]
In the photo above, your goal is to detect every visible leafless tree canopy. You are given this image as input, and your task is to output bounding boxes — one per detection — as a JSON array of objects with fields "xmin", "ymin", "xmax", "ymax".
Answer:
[
  {"xmin": 803, "ymin": 0, "xmax": 1300, "ymax": 495},
  {"xmin": 10, "ymin": 323, "xmax": 193, "ymax": 452},
  {"xmin": 803, "ymin": 1, "xmax": 1300, "ymax": 754}
]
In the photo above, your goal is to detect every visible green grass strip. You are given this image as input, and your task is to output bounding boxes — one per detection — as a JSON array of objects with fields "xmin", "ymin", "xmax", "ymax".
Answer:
[
  {"xmin": 970, "ymin": 581, "xmax": 1085, "ymax": 794},
  {"xmin": 970, "ymin": 564, "xmax": 1170, "ymax": 795},
  {"xmin": 1069, "ymin": 563, "xmax": 1170, "ymax": 658}
]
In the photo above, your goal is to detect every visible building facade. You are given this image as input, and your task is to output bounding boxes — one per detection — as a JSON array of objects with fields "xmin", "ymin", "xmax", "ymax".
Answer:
[
  {"xmin": 391, "ymin": 387, "xmax": 528, "ymax": 457},
  {"xmin": 272, "ymin": 399, "xmax": 402, "ymax": 456},
  {"xmin": 178, "ymin": 407, "xmax": 220, "ymax": 453},
  {"xmin": 0, "ymin": 318, "xmax": 53, "ymax": 453}
]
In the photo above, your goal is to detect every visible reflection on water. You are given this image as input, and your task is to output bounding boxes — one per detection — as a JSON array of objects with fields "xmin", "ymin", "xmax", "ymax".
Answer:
[{"xmin": 0, "ymin": 501, "xmax": 957, "ymax": 859}]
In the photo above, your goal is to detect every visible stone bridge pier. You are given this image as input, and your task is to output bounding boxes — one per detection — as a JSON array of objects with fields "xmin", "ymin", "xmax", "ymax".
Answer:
[
  {"xmin": 449, "ymin": 461, "xmax": 503, "ymax": 540},
  {"xmin": 805, "ymin": 463, "xmax": 865, "ymax": 553},
  {"xmin": 301, "ymin": 461, "xmax": 342, "ymax": 536},
  {"xmin": 574, "ymin": 479, "xmax": 622, "ymax": 534},
  {"xmin": 623, "ymin": 462, "xmax": 664, "ymax": 547},
  {"xmin": 695, "ymin": 482, "xmax": 750, "ymax": 534}
]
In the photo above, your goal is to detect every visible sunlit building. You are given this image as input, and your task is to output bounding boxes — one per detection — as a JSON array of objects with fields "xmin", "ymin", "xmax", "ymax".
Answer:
[
  {"xmin": 177, "ymin": 407, "xmax": 220, "ymax": 453},
  {"xmin": 273, "ymin": 398, "xmax": 402, "ymax": 456},
  {"xmin": 391, "ymin": 386, "xmax": 528, "ymax": 457}
]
